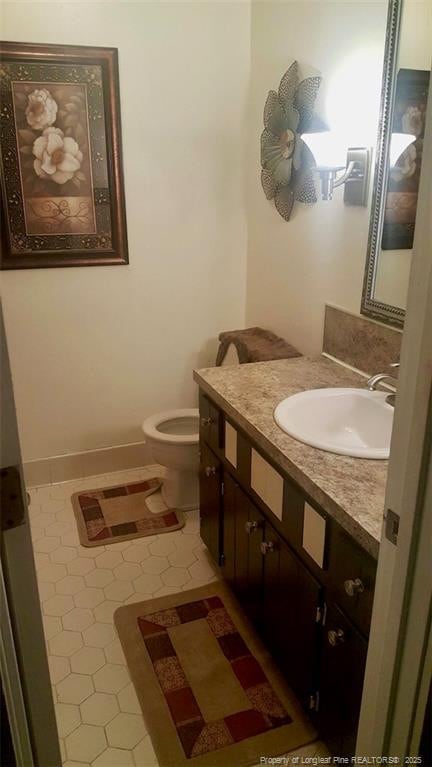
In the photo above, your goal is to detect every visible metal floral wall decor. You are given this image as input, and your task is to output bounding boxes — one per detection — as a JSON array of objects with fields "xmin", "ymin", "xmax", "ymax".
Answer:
[
  {"xmin": 260, "ymin": 60, "xmax": 326, "ymax": 221},
  {"xmin": 0, "ymin": 42, "xmax": 128, "ymax": 269}
]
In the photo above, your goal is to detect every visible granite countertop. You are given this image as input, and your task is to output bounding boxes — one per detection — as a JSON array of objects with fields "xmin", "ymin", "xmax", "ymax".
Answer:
[{"xmin": 193, "ymin": 356, "xmax": 388, "ymax": 559}]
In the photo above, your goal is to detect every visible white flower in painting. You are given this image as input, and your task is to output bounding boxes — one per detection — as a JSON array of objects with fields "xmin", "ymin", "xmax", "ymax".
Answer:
[
  {"xmin": 390, "ymin": 143, "xmax": 417, "ymax": 183},
  {"xmin": 25, "ymin": 88, "xmax": 58, "ymax": 131},
  {"xmin": 32, "ymin": 127, "xmax": 83, "ymax": 185}
]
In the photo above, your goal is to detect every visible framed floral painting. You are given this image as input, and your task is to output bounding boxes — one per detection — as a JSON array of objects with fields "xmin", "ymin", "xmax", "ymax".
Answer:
[
  {"xmin": 0, "ymin": 42, "xmax": 128, "ymax": 269},
  {"xmin": 381, "ymin": 68, "xmax": 430, "ymax": 251}
]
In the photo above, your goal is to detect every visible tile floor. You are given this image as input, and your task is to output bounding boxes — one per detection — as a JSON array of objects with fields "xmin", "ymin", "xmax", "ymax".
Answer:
[{"xmin": 29, "ymin": 465, "xmax": 328, "ymax": 766}]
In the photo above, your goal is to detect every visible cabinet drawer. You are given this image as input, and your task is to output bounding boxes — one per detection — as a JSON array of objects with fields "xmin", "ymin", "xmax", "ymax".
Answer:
[
  {"xmin": 199, "ymin": 392, "xmax": 222, "ymax": 453},
  {"xmin": 328, "ymin": 528, "xmax": 376, "ymax": 637}
]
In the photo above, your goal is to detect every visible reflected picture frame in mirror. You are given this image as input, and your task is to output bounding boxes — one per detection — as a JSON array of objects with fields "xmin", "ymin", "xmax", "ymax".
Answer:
[
  {"xmin": 362, "ymin": 0, "xmax": 431, "ymax": 328},
  {"xmin": 361, "ymin": 0, "xmax": 404, "ymax": 327}
]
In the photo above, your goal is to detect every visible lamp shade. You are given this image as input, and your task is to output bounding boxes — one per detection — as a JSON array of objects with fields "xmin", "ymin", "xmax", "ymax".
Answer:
[
  {"xmin": 389, "ymin": 132, "xmax": 416, "ymax": 167},
  {"xmin": 302, "ymin": 132, "xmax": 348, "ymax": 169}
]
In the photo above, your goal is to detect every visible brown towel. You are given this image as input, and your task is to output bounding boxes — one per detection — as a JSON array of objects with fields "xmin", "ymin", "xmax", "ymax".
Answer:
[{"xmin": 216, "ymin": 327, "xmax": 301, "ymax": 365}]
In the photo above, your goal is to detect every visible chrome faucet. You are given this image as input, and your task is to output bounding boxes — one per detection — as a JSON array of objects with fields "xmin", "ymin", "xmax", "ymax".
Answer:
[{"xmin": 366, "ymin": 363, "xmax": 399, "ymax": 406}]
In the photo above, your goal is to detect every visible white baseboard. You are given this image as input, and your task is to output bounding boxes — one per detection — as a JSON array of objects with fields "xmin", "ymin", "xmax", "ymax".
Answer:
[{"xmin": 23, "ymin": 441, "xmax": 153, "ymax": 487}]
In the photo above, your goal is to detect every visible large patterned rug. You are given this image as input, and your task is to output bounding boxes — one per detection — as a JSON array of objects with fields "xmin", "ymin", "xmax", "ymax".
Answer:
[
  {"xmin": 114, "ymin": 583, "xmax": 316, "ymax": 766},
  {"xmin": 71, "ymin": 477, "xmax": 184, "ymax": 547}
]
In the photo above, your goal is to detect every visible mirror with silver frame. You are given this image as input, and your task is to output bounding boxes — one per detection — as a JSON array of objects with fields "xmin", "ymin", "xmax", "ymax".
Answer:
[{"xmin": 361, "ymin": 0, "xmax": 431, "ymax": 328}]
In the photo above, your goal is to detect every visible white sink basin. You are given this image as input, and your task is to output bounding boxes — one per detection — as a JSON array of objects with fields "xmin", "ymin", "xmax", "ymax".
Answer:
[{"xmin": 274, "ymin": 388, "xmax": 394, "ymax": 459}]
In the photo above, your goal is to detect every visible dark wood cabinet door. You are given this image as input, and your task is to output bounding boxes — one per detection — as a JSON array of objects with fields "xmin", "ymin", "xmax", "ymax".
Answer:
[
  {"xmin": 317, "ymin": 602, "xmax": 368, "ymax": 757},
  {"xmin": 199, "ymin": 442, "xmax": 222, "ymax": 565},
  {"xmin": 222, "ymin": 472, "xmax": 237, "ymax": 586},
  {"xmin": 261, "ymin": 525, "xmax": 322, "ymax": 708},
  {"xmin": 232, "ymin": 483, "xmax": 264, "ymax": 625}
]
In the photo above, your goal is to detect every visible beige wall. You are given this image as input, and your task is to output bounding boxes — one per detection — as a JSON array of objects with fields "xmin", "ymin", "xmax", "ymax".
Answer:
[
  {"xmin": 1, "ymin": 1, "xmax": 249, "ymax": 462},
  {"xmin": 246, "ymin": 0, "xmax": 388, "ymax": 355}
]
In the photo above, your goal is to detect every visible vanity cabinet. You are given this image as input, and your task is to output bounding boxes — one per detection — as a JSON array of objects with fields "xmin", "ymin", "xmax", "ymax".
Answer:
[
  {"xmin": 223, "ymin": 472, "xmax": 321, "ymax": 708},
  {"xmin": 198, "ymin": 391, "xmax": 376, "ymax": 757}
]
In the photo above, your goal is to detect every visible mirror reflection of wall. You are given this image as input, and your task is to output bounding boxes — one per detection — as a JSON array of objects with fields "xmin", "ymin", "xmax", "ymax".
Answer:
[{"xmin": 373, "ymin": 0, "xmax": 431, "ymax": 311}]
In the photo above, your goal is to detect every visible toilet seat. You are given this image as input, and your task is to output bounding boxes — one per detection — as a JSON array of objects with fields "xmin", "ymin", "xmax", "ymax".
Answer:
[{"xmin": 142, "ymin": 408, "xmax": 199, "ymax": 445}]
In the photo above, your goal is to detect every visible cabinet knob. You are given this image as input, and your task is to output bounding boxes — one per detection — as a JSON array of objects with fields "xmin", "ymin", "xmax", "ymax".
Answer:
[
  {"xmin": 260, "ymin": 541, "xmax": 277, "ymax": 555},
  {"xmin": 344, "ymin": 578, "xmax": 365, "ymax": 597},
  {"xmin": 204, "ymin": 465, "xmax": 217, "ymax": 477},
  {"xmin": 201, "ymin": 416, "xmax": 213, "ymax": 427},
  {"xmin": 328, "ymin": 628, "xmax": 345, "ymax": 646},
  {"xmin": 245, "ymin": 520, "xmax": 260, "ymax": 534}
]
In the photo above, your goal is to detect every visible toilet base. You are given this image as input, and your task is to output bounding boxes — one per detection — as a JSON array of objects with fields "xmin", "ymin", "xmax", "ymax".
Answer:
[{"xmin": 161, "ymin": 468, "xmax": 199, "ymax": 511}]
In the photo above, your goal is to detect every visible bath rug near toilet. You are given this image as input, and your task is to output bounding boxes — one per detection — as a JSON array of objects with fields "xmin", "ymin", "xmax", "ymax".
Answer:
[
  {"xmin": 114, "ymin": 582, "xmax": 316, "ymax": 767},
  {"xmin": 71, "ymin": 477, "xmax": 184, "ymax": 547}
]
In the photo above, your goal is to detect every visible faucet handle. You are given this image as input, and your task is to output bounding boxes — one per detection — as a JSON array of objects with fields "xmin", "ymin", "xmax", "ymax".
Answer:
[{"xmin": 389, "ymin": 362, "xmax": 399, "ymax": 368}]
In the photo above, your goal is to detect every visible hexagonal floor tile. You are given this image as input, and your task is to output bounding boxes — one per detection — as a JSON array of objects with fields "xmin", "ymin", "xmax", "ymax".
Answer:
[
  {"xmin": 124, "ymin": 592, "xmax": 149, "ymax": 605},
  {"xmin": 104, "ymin": 580, "xmax": 134, "ymax": 602},
  {"xmin": 37, "ymin": 581, "xmax": 55, "ymax": 602},
  {"xmin": 148, "ymin": 538, "xmax": 176, "ymax": 557},
  {"xmin": 123, "ymin": 544, "xmax": 150, "ymax": 564},
  {"xmin": 30, "ymin": 525, "xmax": 45, "ymax": 542},
  {"xmin": 70, "ymin": 646, "xmax": 106, "ymax": 675},
  {"xmin": 67, "ymin": 558, "xmax": 95, "ymax": 576},
  {"xmin": 43, "ymin": 594, "xmax": 74, "ymax": 617},
  {"xmin": 43, "ymin": 615, "xmax": 62, "ymax": 640},
  {"xmin": 46, "ymin": 521, "xmax": 73, "ymax": 538},
  {"xmin": 60, "ymin": 530, "xmax": 80, "ymax": 547},
  {"xmin": 84, "ymin": 568, "xmax": 114, "ymax": 588},
  {"xmin": 38, "ymin": 563, "xmax": 67, "ymax": 583},
  {"xmin": 93, "ymin": 600, "xmax": 122, "ymax": 624},
  {"xmin": 118, "ymin": 682, "xmax": 140, "ymax": 714},
  {"xmin": 104, "ymin": 638, "xmax": 126, "ymax": 666},
  {"xmin": 48, "ymin": 655, "xmax": 70, "ymax": 684},
  {"xmin": 113, "ymin": 562, "xmax": 142, "ymax": 581},
  {"xmin": 95, "ymin": 550, "xmax": 123, "ymax": 570},
  {"xmin": 92, "ymin": 747, "xmax": 134, "ymax": 767},
  {"xmin": 50, "ymin": 546, "xmax": 77, "ymax": 564},
  {"xmin": 189, "ymin": 558, "xmax": 217, "ymax": 581},
  {"xmin": 105, "ymin": 712, "xmax": 146, "ymax": 749},
  {"xmin": 62, "ymin": 608, "xmax": 94, "ymax": 632},
  {"xmin": 168, "ymin": 548, "xmax": 197, "ymax": 568},
  {"xmin": 153, "ymin": 585, "xmax": 180, "ymax": 598},
  {"xmin": 82, "ymin": 622, "xmax": 116, "ymax": 649},
  {"xmin": 55, "ymin": 702, "xmax": 80, "ymax": 738},
  {"xmin": 32, "ymin": 512, "xmax": 57, "ymax": 529},
  {"xmin": 140, "ymin": 556, "xmax": 169, "ymax": 575},
  {"xmin": 93, "ymin": 664, "xmax": 129, "ymax": 694},
  {"xmin": 39, "ymin": 498, "xmax": 67, "ymax": 514},
  {"xmin": 56, "ymin": 575, "xmax": 86, "ymax": 596},
  {"xmin": 73, "ymin": 587, "xmax": 104, "ymax": 608},
  {"xmin": 57, "ymin": 673, "xmax": 94, "ymax": 704},
  {"xmin": 33, "ymin": 536, "xmax": 61, "ymax": 553},
  {"xmin": 63, "ymin": 762, "xmax": 89, "ymax": 767},
  {"xmin": 133, "ymin": 574, "xmax": 162, "ymax": 594},
  {"xmin": 34, "ymin": 551, "xmax": 50, "ymax": 569},
  {"xmin": 49, "ymin": 630, "xmax": 83, "ymax": 657},
  {"xmin": 80, "ymin": 691, "xmax": 119, "ymax": 726},
  {"xmin": 161, "ymin": 566, "xmax": 191, "ymax": 588},
  {"xmin": 65, "ymin": 723, "xmax": 107, "ymax": 763},
  {"xmin": 133, "ymin": 735, "xmax": 158, "ymax": 767}
]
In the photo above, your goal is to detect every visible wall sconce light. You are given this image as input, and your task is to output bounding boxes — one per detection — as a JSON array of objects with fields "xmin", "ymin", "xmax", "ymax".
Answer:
[{"xmin": 302, "ymin": 133, "xmax": 371, "ymax": 205}]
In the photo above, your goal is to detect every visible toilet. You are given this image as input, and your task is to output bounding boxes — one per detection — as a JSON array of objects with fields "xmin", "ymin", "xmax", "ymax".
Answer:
[{"xmin": 142, "ymin": 408, "xmax": 199, "ymax": 511}]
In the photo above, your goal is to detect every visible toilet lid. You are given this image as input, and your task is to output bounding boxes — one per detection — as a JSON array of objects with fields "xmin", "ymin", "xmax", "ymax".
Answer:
[{"xmin": 142, "ymin": 408, "xmax": 199, "ymax": 444}]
